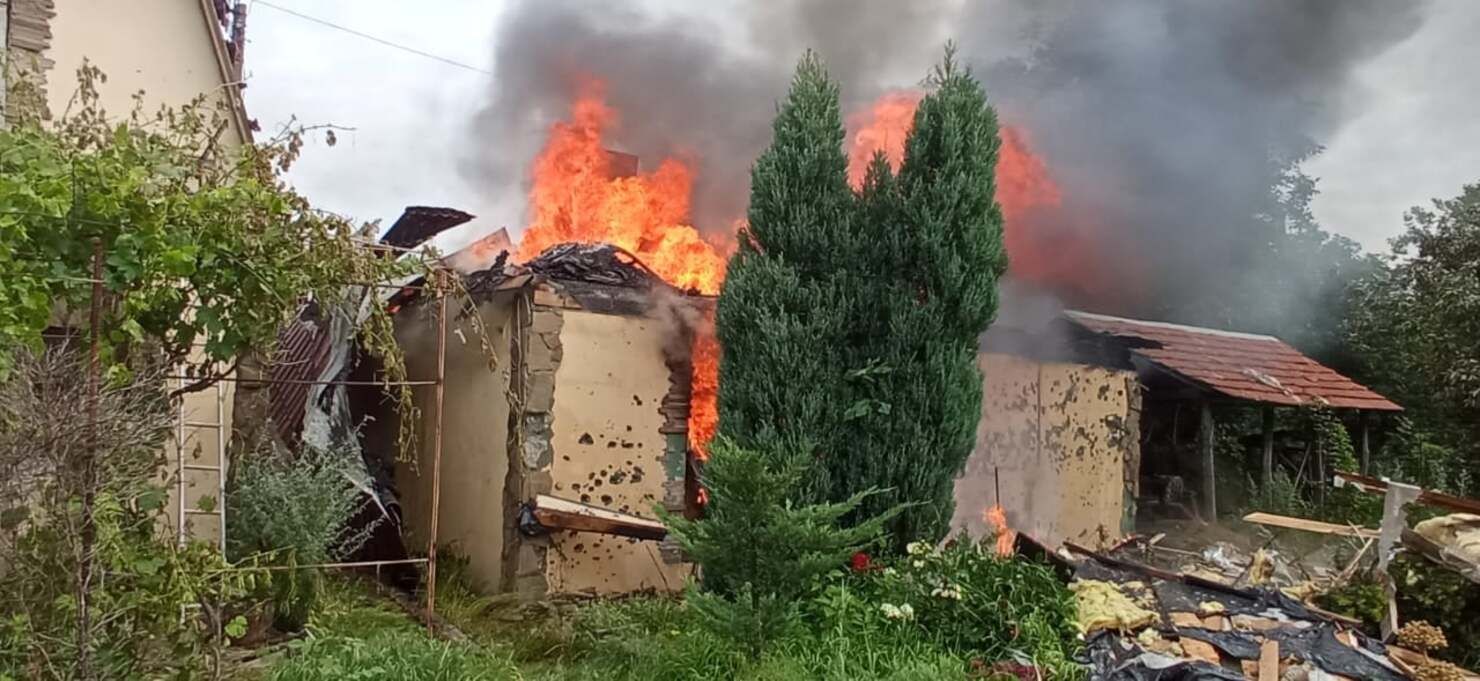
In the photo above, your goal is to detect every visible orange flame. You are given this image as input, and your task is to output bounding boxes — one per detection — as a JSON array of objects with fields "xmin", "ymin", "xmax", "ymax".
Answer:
[
  {"xmin": 517, "ymin": 81, "xmax": 726, "ymax": 458},
  {"xmin": 844, "ymin": 91, "xmax": 1114, "ymax": 293},
  {"xmin": 516, "ymin": 82, "xmax": 726, "ymax": 295},
  {"xmin": 984, "ymin": 504, "xmax": 1017, "ymax": 557},
  {"xmin": 517, "ymin": 86, "xmax": 1087, "ymax": 465},
  {"xmin": 689, "ymin": 313, "xmax": 721, "ymax": 459},
  {"xmin": 847, "ymin": 90, "xmax": 922, "ymax": 189}
]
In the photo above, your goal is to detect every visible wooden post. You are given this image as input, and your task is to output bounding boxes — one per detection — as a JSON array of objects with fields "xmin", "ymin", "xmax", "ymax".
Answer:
[
  {"xmin": 77, "ymin": 238, "xmax": 103, "ymax": 680},
  {"xmin": 425, "ymin": 270, "xmax": 448, "ymax": 630},
  {"xmin": 1199, "ymin": 402, "xmax": 1216, "ymax": 519},
  {"xmin": 1359, "ymin": 411, "xmax": 1372, "ymax": 475},
  {"xmin": 1261, "ymin": 406, "xmax": 1275, "ymax": 489}
]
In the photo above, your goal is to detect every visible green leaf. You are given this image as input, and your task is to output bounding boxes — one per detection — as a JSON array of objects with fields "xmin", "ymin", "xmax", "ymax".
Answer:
[
  {"xmin": 225, "ymin": 615, "xmax": 248, "ymax": 639},
  {"xmin": 136, "ymin": 487, "xmax": 167, "ymax": 512}
]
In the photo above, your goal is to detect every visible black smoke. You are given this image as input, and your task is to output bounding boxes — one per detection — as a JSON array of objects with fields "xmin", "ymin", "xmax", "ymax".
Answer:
[
  {"xmin": 462, "ymin": 0, "xmax": 1428, "ymax": 332},
  {"xmin": 969, "ymin": 1, "xmax": 1427, "ymax": 323}
]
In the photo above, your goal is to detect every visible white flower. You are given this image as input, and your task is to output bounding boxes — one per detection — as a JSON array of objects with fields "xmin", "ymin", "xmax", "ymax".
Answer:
[
  {"xmin": 911, "ymin": 559, "xmax": 926, "ymax": 569},
  {"xmin": 881, "ymin": 603, "xmax": 915, "ymax": 621},
  {"xmin": 906, "ymin": 541, "xmax": 932, "ymax": 556},
  {"xmin": 882, "ymin": 568, "xmax": 897, "ymax": 577},
  {"xmin": 931, "ymin": 584, "xmax": 963, "ymax": 600}
]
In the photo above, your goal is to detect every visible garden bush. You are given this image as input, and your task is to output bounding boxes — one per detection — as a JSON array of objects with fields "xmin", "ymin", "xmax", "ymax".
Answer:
[
  {"xmin": 227, "ymin": 442, "xmax": 376, "ymax": 632},
  {"xmin": 827, "ymin": 539, "xmax": 1082, "ymax": 677}
]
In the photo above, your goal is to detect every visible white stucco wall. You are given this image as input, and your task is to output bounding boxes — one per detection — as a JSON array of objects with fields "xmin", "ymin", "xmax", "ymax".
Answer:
[{"xmin": 43, "ymin": 0, "xmax": 243, "ymax": 144}]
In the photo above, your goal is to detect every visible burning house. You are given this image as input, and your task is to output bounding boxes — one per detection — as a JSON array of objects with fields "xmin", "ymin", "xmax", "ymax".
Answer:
[{"xmin": 380, "ymin": 239, "xmax": 708, "ymax": 598}]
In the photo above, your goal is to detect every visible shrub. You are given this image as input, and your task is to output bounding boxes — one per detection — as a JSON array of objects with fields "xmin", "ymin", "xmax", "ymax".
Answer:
[
  {"xmin": 1316, "ymin": 576, "xmax": 1386, "ymax": 631},
  {"xmin": 0, "ymin": 494, "xmax": 250, "ymax": 679},
  {"xmin": 718, "ymin": 48, "xmax": 1007, "ymax": 550},
  {"xmin": 661, "ymin": 438, "xmax": 900, "ymax": 659},
  {"xmin": 0, "ymin": 347, "xmax": 251, "ymax": 679},
  {"xmin": 839, "ymin": 540, "xmax": 1081, "ymax": 677},
  {"xmin": 1392, "ymin": 552, "xmax": 1480, "ymax": 668},
  {"xmin": 227, "ymin": 442, "xmax": 376, "ymax": 631}
]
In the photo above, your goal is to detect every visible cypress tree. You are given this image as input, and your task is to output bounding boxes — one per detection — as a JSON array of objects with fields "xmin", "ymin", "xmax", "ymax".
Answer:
[{"xmin": 718, "ymin": 48, "xmax": 1006, "ymax": 549}]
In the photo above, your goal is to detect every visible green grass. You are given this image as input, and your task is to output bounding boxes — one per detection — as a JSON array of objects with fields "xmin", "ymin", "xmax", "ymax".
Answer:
[
  {"xmin": 256, "ymin": 555, "xmax": 1077, "ymax": 680},
  {"xmin": 255, "ymin": 579, "xmax": 521, "ymax": 681}
]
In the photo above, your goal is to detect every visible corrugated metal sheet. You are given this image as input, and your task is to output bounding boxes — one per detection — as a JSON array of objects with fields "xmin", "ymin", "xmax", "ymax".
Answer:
[
  {"xmin": 268, "ymin": 313, "xmax": 332, "ymax": 444},
  {"xmin": 1065, "ymin": 311, "xmax": 1401, "ymax": 411},
  {"xmin": 379, "ymin": 206, "xmax": 475, "ymax": 251}
]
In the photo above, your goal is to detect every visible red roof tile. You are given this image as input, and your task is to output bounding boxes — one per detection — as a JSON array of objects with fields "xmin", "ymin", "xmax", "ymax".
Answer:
[{"xmin": 1064, "ymin": 311, "xmax": 1401, "ymax": 411}]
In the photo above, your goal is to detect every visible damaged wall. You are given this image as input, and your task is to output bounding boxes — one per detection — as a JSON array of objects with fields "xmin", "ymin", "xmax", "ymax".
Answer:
[
  {"xmin": 391, "ymin": 275, "xmax": 693, "ymax": 599},
  {"xmin": 542, "ymin": 307, "xmax": 690, "ymax": 594},
  {"xmin": 394, "ymin": 294, "xmax": 515, "ymax": 592},
  {"xmin": 952, "ymin": 353, "xmax": 1139, "ymax": 548}
]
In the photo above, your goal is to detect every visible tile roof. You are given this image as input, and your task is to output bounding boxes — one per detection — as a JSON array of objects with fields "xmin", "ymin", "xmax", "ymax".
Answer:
[{"xmin": 1063, "ymin": 311, "xmax": 1401, "ymax": 411}]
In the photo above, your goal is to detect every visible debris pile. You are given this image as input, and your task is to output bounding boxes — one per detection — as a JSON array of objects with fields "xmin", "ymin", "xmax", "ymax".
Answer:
[{"xmin": 1068, "ymin": 545, "xmax": 1419, "ymax": 680}]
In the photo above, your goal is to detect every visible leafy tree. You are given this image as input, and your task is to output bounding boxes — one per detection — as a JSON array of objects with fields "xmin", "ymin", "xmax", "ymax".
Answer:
[
  {"xmin": 0, "ymin": 67, "xmax": 422, "ymax": 676},
  {"xmin": 718, "ymin": 48, "xmax": 1006, "ymax": 548},
  {"xmin": 0, "ymin": 65, "xmax": 417, "ymax": 385},
  {"xmin": 1179, "ymin": 156, "xmax": 1374, "ymax": 368},
  {"xmin": 1346, "ymin": 182, "xmax": 1480, "ymax": 492}
]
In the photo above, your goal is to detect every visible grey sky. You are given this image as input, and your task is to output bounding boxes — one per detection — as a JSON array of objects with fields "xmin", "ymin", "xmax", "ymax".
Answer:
[{"xmin": 243, "ymin": 1, "xmax": 1480, "ymax": 254}]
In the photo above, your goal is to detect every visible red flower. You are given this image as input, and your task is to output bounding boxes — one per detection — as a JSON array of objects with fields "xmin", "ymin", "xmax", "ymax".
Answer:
[{"xmin": 849, "ymin": 552, "xmax": 872, "ymax": 572}]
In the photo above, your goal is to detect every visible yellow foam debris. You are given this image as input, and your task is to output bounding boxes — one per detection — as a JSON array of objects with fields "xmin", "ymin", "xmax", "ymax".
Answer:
[
  {"xmin": 1197, "ymin": 600, "xmax": 1226, "ymax": 616},
  {"xmin": 1071, "ymin": 580, "xmax": 1159, "ymax": 634}
]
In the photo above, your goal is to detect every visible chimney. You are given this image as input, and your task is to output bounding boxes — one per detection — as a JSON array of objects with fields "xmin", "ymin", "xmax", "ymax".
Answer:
[{"xmin": 607, "ymin": 150, "xmax": 639, "ymax": 178}]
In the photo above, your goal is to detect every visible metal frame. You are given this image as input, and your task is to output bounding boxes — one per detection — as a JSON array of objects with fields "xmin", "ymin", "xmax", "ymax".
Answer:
[{"xmin": 167, "ymin": 268, "xmax": 453, "ymax": 629}]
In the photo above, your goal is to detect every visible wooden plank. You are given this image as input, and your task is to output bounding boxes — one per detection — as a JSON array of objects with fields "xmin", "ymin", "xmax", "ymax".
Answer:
[
  {"xmin": 1333, "ymin": 470, "xmax": 1480, "ymax": 515},
  {"xmin": 1258, "ymin": 640, "xmax": 1279, "ymax": 680},
  {"xmin": 1182, "ymin": 637, "xmax": 1221, "ymax": 665},
  {"xmin": 1241, "ymin": 512, "xmax": 1380, "ymax": 539},
  {"xmin": 530, "ymin": 494, "xmax": 668, "ymax": 542}
]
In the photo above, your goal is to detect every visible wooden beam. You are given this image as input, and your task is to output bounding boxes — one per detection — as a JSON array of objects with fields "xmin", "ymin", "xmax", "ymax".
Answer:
[
  {"xmin": 1241, "ymin": 511, "xmax": 1380, "ymax": 539},
  {"xmin": 1333, "ymin": 470, "xmax": 1480, "ymax": 515},
  {"xmin": 530, "ymin": 494, "xmax": 669, "ymax": 542},
  {"xmin": 1359, "ymin": 412, "xmax": 1372, "ymax": 475},
  {"xmin": 1261, "ymin": 406, "xmax": 1275, "ymax": 489},
  {"xmin": 1200, "ymin": 402, "xmax": 1216, "ymax": 519}
]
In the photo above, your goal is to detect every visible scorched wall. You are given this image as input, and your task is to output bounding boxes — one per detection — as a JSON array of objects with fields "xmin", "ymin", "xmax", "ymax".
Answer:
[{"xmin": 951, "ymin": 353, "xmax": 1140, "ymax": 548}]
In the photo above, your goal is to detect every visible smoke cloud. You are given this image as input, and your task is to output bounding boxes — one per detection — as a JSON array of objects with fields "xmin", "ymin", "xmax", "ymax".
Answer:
[{"xmin": 463, "ymin": 0, "xmax": 1429, "ymax": 327}]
